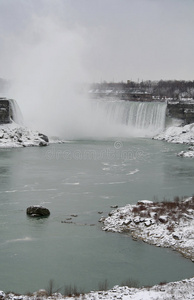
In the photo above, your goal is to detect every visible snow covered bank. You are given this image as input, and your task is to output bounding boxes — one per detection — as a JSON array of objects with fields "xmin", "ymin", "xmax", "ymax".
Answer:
[
  {"xmin": 100, "ymin": 198, "xmax": 194, "ymax": 261},
  {"xmin": 0, "ymin": 123, "xmax": 49, "ymax": 148},
  {"xmin": 1, "ymin": 277, "xmax": 194, "ymax": 300},
  {"xmin": 154, "ymin": 122, "xmax": 194, "ymax": 157},
  {"xmin": 154, "ymin": 123, "xmax": 194, "ymax": 145}
]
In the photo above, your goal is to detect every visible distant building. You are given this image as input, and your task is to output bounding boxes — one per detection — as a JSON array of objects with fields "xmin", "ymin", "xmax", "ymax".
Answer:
[{"xmin": 121, "ymin": 91, "xmax": 153, "ymax": 102}]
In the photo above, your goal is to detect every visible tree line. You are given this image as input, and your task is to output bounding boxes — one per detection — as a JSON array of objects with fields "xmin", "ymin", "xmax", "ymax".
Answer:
[{"xmin": 90, "ymin": 80, "xmax": 194, "ymax": 99}]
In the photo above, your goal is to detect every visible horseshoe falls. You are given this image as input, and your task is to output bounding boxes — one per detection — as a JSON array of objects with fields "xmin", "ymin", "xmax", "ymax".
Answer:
[{"xmin": 91, "ymin": 99, "xmax": 167, "ymax": 138}]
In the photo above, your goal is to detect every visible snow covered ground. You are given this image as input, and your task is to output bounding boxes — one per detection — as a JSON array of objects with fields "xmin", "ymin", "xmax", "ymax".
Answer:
[
  {"xmin": 154, "ymin": 122, "xmax": 194, "ymax": 157},
  {"xmin": 0, "ymin": 123, "xmax": 49, "ymax": 148},
  {"xmin": 0, "ymin": 278, "xmax": 194, "ymax": 299}
]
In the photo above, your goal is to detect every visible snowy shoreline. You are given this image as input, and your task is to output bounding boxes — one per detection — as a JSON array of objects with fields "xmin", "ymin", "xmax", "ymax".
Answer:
[
  {"xmin": 100, "ymin": 198, "xmax": 194, "ymax": 262},
  {"xmin": 1, "ymin": 278, "xmax": 194, "ymax": 300},
  {"xmin": 154, "ymin": 122, "xmax": 194, "ymax": 157},
  {"xmin": 1, "ymin": 121, "xmax": 194, "ymax": 154},
  {"xmin": 0, "ymin": 123, "xmax": 49, "ymax": 148}
]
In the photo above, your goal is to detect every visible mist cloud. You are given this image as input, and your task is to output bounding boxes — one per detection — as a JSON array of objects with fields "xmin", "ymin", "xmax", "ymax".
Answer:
[
  {"xmin": 0, "ymin": 13, "xmax": 129, "ymax": 138},
  {"xmin": 4, "ymin": 16, "xmax": 93, "ymax": 137}
]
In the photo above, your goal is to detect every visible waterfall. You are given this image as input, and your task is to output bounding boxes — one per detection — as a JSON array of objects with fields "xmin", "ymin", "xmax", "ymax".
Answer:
[
  {"xmin": 92, "ymin": 99, "xmax": 167, "ymax": 137},
  {"xmin": 9, "ymin": 99, "xmax": 24, "ymax": 125}
]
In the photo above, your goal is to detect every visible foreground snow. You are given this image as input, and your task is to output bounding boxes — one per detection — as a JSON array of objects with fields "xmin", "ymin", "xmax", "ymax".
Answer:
[
  {"xmin": 154, "ymin": 122, "xmax": 194, "ymax": 157},
  {"xmin": 0, "ymin": 123, "xmax": 49, "ymax": 148},
  {"xmin": 1, "ymin": 278, "xmax": 194, "ymax": 300}
]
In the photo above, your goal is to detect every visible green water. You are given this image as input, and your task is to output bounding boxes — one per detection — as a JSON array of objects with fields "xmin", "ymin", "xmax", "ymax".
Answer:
[{"xmin": 0, "ymin": 139, "xmax": 193, "ymax": 293}]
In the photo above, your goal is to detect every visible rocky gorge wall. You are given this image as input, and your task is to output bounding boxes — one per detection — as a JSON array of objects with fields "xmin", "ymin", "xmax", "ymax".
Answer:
[
  {"xmin": 167, "ymin": 101, "xmax": 194, "ymax": 124},
  {"xmin": 0, "ymin": 98, "xmax": 11, "ymax": 123}
]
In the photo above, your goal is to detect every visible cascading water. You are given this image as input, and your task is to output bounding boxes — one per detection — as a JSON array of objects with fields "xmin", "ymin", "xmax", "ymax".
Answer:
[
  {"xmin": 92, "ymin": 99, "xmax": 167, "ymax": 137},
  {"xmin": 9, "ymin": 99, "xmax": 24, "ymax": 125}
]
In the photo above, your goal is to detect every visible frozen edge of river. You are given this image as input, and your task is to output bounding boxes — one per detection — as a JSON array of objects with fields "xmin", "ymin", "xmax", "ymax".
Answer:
[{"xmin": 154, "ymin": 122, "xmax": 194, "ymax": 157}]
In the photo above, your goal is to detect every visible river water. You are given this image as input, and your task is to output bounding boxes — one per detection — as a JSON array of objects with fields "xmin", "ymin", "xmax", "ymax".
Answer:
[{"xmin": 0, "ymin": 139, "xmax": 194, "ymax": 294}]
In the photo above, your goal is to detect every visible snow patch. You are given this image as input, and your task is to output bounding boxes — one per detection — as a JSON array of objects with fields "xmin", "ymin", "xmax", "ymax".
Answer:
[
  {"xmin": 154, "ymin": 122, "xmax": 194, "ymax": 157},
  {"xmin": 100, "ymin": 198, "xmax": 194, "ymax": 261},
  {"xmin": 0, "ymin": 123, "xmax": 49, "ymax": 148}
]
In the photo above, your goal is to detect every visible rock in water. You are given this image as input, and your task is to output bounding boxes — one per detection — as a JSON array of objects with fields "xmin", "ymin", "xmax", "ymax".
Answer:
[
  {"xmin": 38, "ymin": 133, "xmax": 49, "ymax": 143},
  {"xmin": 26, "ymin": 205, "xmax": 50, "ymax": 217}
]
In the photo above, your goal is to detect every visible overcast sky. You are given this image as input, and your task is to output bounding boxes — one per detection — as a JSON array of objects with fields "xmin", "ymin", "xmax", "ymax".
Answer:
[{"xmin": 0, "ymin": 0, "xmax": 194, "ymax": 83}]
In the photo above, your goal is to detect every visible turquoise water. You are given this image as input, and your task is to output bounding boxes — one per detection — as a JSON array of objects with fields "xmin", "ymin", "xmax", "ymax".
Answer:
[{"xmin": 0, "ymin": 139, "xmax": 193, "ymax": 294}]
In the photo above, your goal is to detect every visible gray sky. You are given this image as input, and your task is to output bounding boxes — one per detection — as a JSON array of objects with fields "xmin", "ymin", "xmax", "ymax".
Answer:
[{"xmin": 0, "ymin": 0, "xmax": 194, "ymax": 82}]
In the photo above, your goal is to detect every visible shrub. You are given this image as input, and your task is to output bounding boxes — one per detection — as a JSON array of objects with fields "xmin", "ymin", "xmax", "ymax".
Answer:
[
  {"xmin": 46, "ymin": 279, "xmax": 59, "ymax": 296},
  {"xmin": 98, "ymin": 279, "xmax": 108, "ymax": 291},
  {"xmin": 138, "ymin": 205, "xmax": 146, "ymax": 211},
  {"xmin": 64, "ymin": 284, "xmax": 83, "ymax": 297},
  {"xmin": 120, "ymin": 278, "xmax": 140, "ymax": 288},
  {"xmin": 132, "ymin": 206, "xmax": 140, "ymax": 215},
  {"xmin": 159, "ymin": 281, "xmax": 167, "ymax": 285},
  {"xmin": 161, "ymin": 201, "xmax": 177, "ymax": 210},
  {"xmin": 167, "ymin": 223, "xmax": 175, "ymax": 233},
  {"xmin": 174, "ymin": 196, "xmax": 181, "ymax": 203}
]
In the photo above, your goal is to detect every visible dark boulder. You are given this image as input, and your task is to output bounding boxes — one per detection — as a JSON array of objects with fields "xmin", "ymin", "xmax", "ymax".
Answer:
[
  {"xmin": 38, "ymin": 133, "xmax": 49, "ymax": 143},
  {"xmin": 26, "ymin": 205, "xmax": 50, "ymax": 217},
  {"xmin": 39, "ymin": 141, "xmax": 48, "ymax": 147}
]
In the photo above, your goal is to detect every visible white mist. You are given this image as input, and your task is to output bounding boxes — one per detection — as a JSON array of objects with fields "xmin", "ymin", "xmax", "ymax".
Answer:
[
  {"xmin": 3, "ymin": 16, "xmax": 125, "ymax": 140},
  {"xmin": 3, "ymin": 15, "xmax": 166, "ymax": 140},
  {"xmin": 5, "ymin": 17, "xmax": 88, "ymax": 137}
]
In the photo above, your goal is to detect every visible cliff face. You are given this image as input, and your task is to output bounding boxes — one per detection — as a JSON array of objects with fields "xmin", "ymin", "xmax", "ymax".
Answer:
[
  {"xmin": 0, "ymin": 99, "xmax": 11, "ymax": 123},
  {"xmin": 167, "ymin": 101, "xmax": 194, "ymax": 124},
  {"xmin": 0, "ymin": 98, "xmax": 24, "ymax": 125},
  {"xmin": 0, "ymin": 98, "xmax": 49, "ymax": 148}
]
